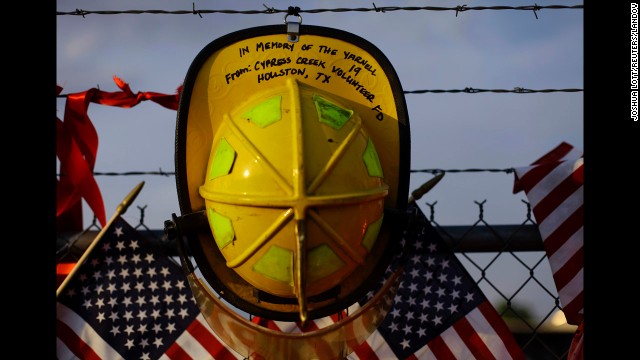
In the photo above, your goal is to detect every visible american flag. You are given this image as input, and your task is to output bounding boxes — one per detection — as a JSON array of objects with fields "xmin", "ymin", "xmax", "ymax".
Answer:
[
  {"xmin": 56, "ymin": 209, "xmax": 525, "ymax": 359},
  {"xmin": 254, "ymin": 204, "xmax": 526, "ymax": 360},
  {"xmin": 56, "ymin": 215, "xmax": 243, "ymax": 360},
  {"xmin": 512, "ymin": 142, "xmax": 583, "ymax": 325}
]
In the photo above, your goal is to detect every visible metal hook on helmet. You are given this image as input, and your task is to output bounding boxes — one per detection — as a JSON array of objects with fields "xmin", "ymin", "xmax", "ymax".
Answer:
[{"xmin": 284, "ymin": 6, "xmax": 302, "ymax": 43}]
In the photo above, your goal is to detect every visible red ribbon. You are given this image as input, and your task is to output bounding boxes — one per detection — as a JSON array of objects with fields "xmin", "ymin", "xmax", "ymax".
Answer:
[
  {"xmin": 567, "ymin": 320, "xmax": 584, "ymax": 360},
  {"xmin": 56, "ymin": 77, "xmax": 182, "ymax": 226},
  {"xmin": 94, "ymin": 76, "xmax": 182, "ymax": 110}
]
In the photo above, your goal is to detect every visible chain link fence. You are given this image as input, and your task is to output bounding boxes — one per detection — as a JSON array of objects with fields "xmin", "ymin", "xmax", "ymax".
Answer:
[
  {"xmin": 56, "ymin": 199, "xmax": 576, "ymax": 359},
  {"xmin": 425, "ymin": 200, "xmax": 576, "ymax": 359}
]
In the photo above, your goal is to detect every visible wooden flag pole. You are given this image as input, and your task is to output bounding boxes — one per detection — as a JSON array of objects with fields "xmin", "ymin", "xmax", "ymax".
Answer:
[
  {"xmin": 56, "ymin": 181, "xmax": 145, "ymax": 298},
  {"xmin": 407, "ymin": 172, "xmax": 444, "ymax": 205}
]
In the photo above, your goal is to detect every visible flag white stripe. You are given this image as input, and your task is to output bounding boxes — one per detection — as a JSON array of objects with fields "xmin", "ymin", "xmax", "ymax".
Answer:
[
  {"xmin": 366, "ymin": 330, "xmax": 397, "ymax": 359},
  {"xmin": 515, "ymin": 144, "xmax": 583, "ymax": 326},
  {"xmin": 347, "ymin": 303, "xmax": 362, "ymax": 313},
  {"xmin": 313, "ymin": 315, "xmax": 337, "ymax": 329},
  {"xmin": 342, "ymin": 303, "xmax": 383, "ymax": 359},
  {"xmin": 158, "ymin": 315, "xmax": 244, "ymax": 360},
  {"xmin": 411, "ymin": 341, "xmax": 436, "ymax": 359},
  {"xmin": 466, "ymin": 307, "xmax": 515, "ymax": 360},
  {"xmin": 345, "ymin": 351, "xmax": 360, "ymax": 359},
  {"xmin": 175, "ymin": 315, "xmax": 220, "ymax": 359},
  {"xmin": 199, "ymin": 315, "xmax": 245, "ymax": 359},
  {"xmin": 522, "ymin": 160, "xmax": 576, "ymax": 207},
  {"xmin": 557, "ymin": 267, "xmax": 583, "ymax": 307},
  {"xmin": 206, "ymin": 318, "xmax": 245, "ymax": 360},
  {"xmin": 56, "ymin": 337, "xmax": 80, "ymax": 360},
  {"xmin": 514, "ymin": 146, "xmax": 580, "ymax": 180},
  {"xmin": 439, "ymin": 325, "xmax": 475, "ymax": 359},
  {"xmin": 563, "ymin": 148, "xmax": 583, "ymax": 161},
  {"xmin": 169, "ymin": 331, "xmax": 211, "ymax": 360},
  {"xmin": 513, "ymin": 164, "xmax": 536, "ymax": 179},
  {"xmin": 56, "ymin": 302, "xmax": 124, "ymax": 360},
  {"xmin": 537, "ymin": 186, "xmax": 583, "ymax": 239},
  {"xmin": 272, "ymin": 320, "xmax": 302, "ymax": 333},
  {"xmin": 548, "ymin": 227, "xmax": 583, "ymax": 271}
]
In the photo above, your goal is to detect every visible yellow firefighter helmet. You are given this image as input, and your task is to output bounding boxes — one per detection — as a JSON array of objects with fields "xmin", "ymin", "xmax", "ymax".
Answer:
[{"xmin": 171, "ymin": 24, "xmax": 410, "ymax": 324}]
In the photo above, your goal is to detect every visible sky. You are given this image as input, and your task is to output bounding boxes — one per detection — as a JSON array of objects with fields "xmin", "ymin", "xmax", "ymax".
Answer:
[{"xmin": 56, "ymin": 0, "xmax": 583, "ymax": 323}]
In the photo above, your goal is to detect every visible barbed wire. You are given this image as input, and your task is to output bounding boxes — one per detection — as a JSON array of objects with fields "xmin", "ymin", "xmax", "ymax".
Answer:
[
  {"xmin": 57, "ymin": 4, "xmax": 583, "ymax": 18},
  {"xmin": 91, "ymin": 170, "xmax": 175, "ymax": 177},
  {"xmin": 56, "ymin": 87, "xmax": 582, "ymax": 99},
  {"xmin": 404, "ymin": 87, "xmax": 583, "ymax": 94},
  {"xmin": 410, "ymin": 168, "xmax": 515, "ymax": 174},
  {"xmin": 57, "ymin": 168, "xmax": 516, "ymax": 177},
  {"xmin": 57, "ymin": 2, "xmax": 580, "ymax": 180}
]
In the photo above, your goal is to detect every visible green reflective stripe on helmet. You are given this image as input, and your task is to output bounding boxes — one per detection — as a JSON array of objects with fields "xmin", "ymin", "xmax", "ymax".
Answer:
[
  {"xmin": 208, "ymin": 208, "xmax": 235, "ymax": 248},
  {"xmin": 241, "ymin": 95, "xmax": 282, "ymax": 128},
  {"xmin": 362, "ymin": 138, "xmax": 383, "ymax": 177},
  {"xmin": 308, "ymin": 244, "xmax": 344, "ymax": 281},
  {"xmin": 209, "ymin": 138, "xmax": 236, "ymax": 179},
  {"xmin": 362, "ymin": 215, "xmax": 384, "ymax": 251},
  {"xmin": 313, "ymin": 94, "xmax": 353, "ymax": 130},
  {"xmin": 253, "ymin": 246, "xmax": 293, "ymax": 283}
]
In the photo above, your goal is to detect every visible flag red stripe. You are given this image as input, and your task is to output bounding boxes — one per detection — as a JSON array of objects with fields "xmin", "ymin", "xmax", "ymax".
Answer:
[
  {"xmin": 512, "ymin": 142, "xmax": 576, "ymax": 193},
  {"xmin": 329, "ymin": 311, "xmax": 347, "ymax": 324},
  {"xmin": 56, "ymin": 262, "xmax": 77, "ymax": 288},
  {"xmin": 572, "ymin": 163, "xmax": 584, "ymax": 183},
  {"xmin": 252, "ymin": 317, "xmax": 284, "ymax": 331},
  {"xmin": 477, "ymin": 301, "xmax": 526, "ymax": 360},
  {"xmin": 328, "ymin": 310, "xmax": 374, "ymax": 359},
  {"xmin": 567, "ymin": 320, "xmax": 584, "ymax": 359},
  {"xmin": 254, "ymin": 317, "xmax": 340, "ymax": 359},
  {"xmin": 251, "ymin": 316, "xmax": 270, "ymax": 328},
  {"xmin": 267, "ymin": 321, "xmax": 283, "ymax": 331},
  {"xmin": 531, "ymin": 142, "xmax": 576, "ymax": 165},
  {"xmin": 427, "ymin": 335, "xmax": 457, "ymax": 360},
  {"xmin": 561, "ymin": 291, "xmax": 584, "ymax": 324},
  {"xmin": 552, "ymin": 246, "xmax": 583, "ymax": 291},
  {"xmin": 56, "ymin": 319, "xmax": 102, "ymax": 360},
  {"xmin": 187, "ymin": 317, "xmax": 238, "ymax": 359},
  {"xmin": 540, "ymin": 205, "xmax": 583, "ymax": 257},
  {"xmin": 353, "ymin": 340, "xmax": 379, "ymax": 360},
  {"xmin": 302, "ymin": 318, "xmax": 339, "ymax": 359},
  {"xmin": 530, "ymin": 164, "xmax": 583, "ymax": 224},
  {"xmin": 516, "ymin": 162, "xmax": 563, "ymax": 196},
  {"xmin": 454, "ymin": 316, "xmax": 496, "ymax": 360},
  {"xmin": 514, "ymin": 143, "xmax": 584, "ymax": 329},
  {"xmin": 298, "ymin": 319, "xmax": 320, "ymax": 331},
  {"xmin": 163, "ymin": 341, "xmax": 192, "ymax": 360}
]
